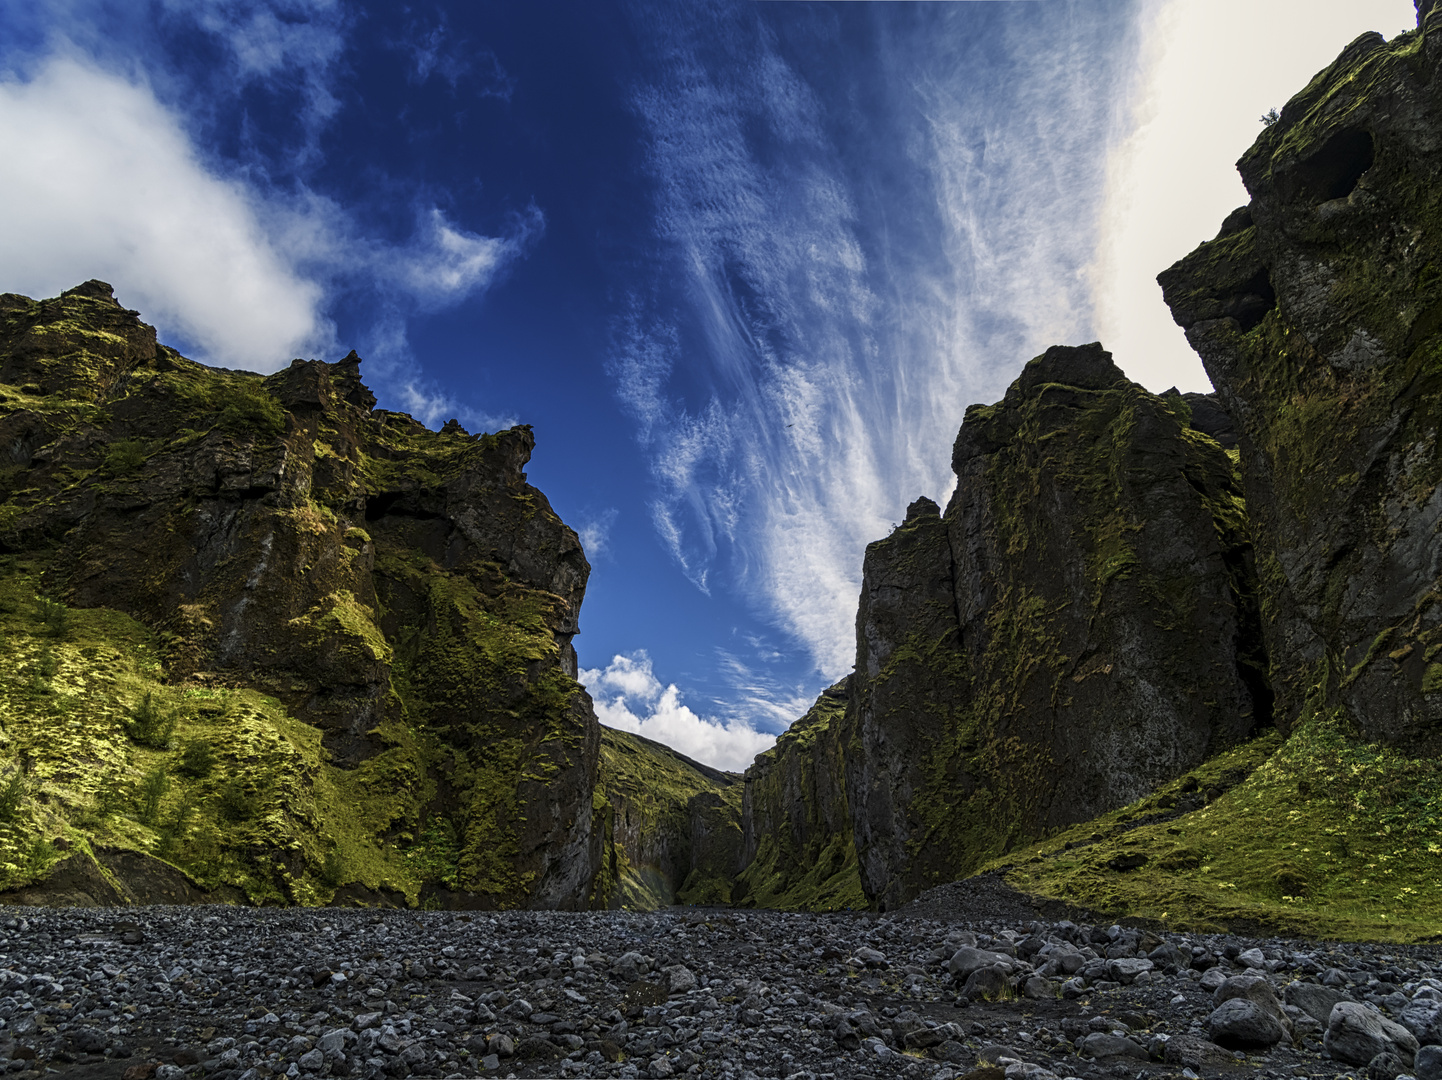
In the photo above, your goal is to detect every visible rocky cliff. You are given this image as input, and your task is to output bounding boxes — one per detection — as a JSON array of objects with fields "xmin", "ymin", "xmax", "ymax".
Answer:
[
  {"xmin": 0, "ymin": 281, "xmax": 603, "ymax": 908},
  {"xmin": 1159, "ymin": 6, "xmax": 1442, "ymax": 756},
  {"xmin": 592, "ymin": 726, "xmax": 741, "ymax": 909},
  {"xmin": 844, "ymin": 344, "xmax": 1268, "ymax": 909},
  {"xmin": 731, "ymin": 679, "xmax": 864, "ymax": 911}
]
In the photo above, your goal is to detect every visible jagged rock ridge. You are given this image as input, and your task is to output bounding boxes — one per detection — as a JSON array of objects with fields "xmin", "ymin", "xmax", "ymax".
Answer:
[
  {"xmin": 1160, "ymin": 5, "xmax": 1442, "ymax": 755},
  {"xmin": 842, "ymin": 343, "xmax": 1268, "ymax": 909},
  {"xmin": 0, "ymin": 281, "xmax": 603, "ymax": 908}
]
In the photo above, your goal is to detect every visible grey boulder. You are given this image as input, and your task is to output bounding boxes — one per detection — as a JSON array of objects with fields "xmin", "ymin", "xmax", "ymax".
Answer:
[
  {"xmin": 1325, "ymin": 1002, "xmax": 1418, "ymax": 1067},
  {"xmin": 948, "ymin": 946, "xmax": 1017, "ymax": 977},
  {"xmin": 1285, "ymin": 982, "xmax": 1352, "ymax": 1026},
  {"xmin": 1416, "ymin": 1044, "xmax": 1442, "ymax": 1080},
  {"xmin": 1401, "ymin": 998, "xmax": 1442, "ymax": 1045},
  {"xmin": 1079, "ymin": 1033, "xmax": 1148, "ymax": 1060},
  {"xmin": 1208, "ymin": 997, "xmax": 1288, "ymax": 1048}
]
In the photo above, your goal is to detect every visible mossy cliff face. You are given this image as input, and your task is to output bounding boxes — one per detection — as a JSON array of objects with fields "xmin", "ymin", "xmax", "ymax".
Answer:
[
  {"xmin": 592, "ymin": 726, "xmax": 740, "ymax": 910},
  {"xmin": 1159, "ymin": 6, "xmax": 1442, "ymax": 755},
  {"xmin": 0, "ymin": 281, "xmax": 602, "ymax": 909},
  {"xmin": 732, "ymin": 680, "xmax": 865, "ymax": 911},
  {"xmin": 845, "ymin": 344, "xmax": 1267, "ymax": 910}
]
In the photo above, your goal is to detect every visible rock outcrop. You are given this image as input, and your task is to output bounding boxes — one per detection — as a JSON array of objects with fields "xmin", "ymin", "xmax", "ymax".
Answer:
[
  {"xmin": 845, "ymin": 344, "xmax": 1268, "ymax": 909},
  {"xmin": 0, "ymin": 282, "xmax": 602, "ymax": 908},
  {"xmin": 592, "ymin": 727, "xmax": 741, "ymax": 909},
  {"xmin": 1159, "ymin": 7, "xmax": 1442, "ymax": 755},
  {"xmin": 732, "ymin": 680, "xmax": 864, "ymax": 911}
]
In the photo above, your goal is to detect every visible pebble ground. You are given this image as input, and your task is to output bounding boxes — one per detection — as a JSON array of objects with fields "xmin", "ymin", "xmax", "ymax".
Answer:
[{"xmin": 1, "ymin": 877, "xmax": 1438, "ymax": 1080}]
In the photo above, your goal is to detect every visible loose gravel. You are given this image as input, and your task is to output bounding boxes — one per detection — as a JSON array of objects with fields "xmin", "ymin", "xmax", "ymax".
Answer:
[{"xmin": 1, "ymin": 884, "xmax": 1439, "ymax": 1080}]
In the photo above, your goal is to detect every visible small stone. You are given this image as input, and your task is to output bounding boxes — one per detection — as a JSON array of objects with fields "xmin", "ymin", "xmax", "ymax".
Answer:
[
  {"xmin": 1368, "ymin": 1051, "xmax": 1411, "ymax": 1080},
  {"xmin": 1079, "ymin": 1033, "xmax": 1148, "ymax": 1060},
  {"xmin": 1237, "ymin": 948, "xmax": 1266, "ymax": 969},
  {"xmin": 1207, "ymin": 998, "xmax": 1287, "ymax": 1048},
  {"xmin": 962, "ymin": 966, "xmax": 1012, "ymax": 1001},
  {"xmin": 1199, "ymin": 967, "xmax": 1228, "ymax": 992},
  {"xmin": 663, "ymin": 964, "xmax": 697, "ymax": 994},
  {"xmin": 1416, "ymin": 1045, "xmax": 1442, "ymax": 1080},
  {"xmin": 1106, "ymin": 958, "xmax": 1153, "ymax": 985},
  {"xmin": 298, "ymin": 1048, "xmax": 325, "ymax": 1071},
  {"xmin": 1022, "ymin": 975, "xmax": 1056, "ymax": 1000}
]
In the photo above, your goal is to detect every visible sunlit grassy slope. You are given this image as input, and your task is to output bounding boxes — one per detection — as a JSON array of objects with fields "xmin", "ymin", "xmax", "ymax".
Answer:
[{"xmin": 990, "ymin": 716, "xmax": 1442, "ymax": 942}]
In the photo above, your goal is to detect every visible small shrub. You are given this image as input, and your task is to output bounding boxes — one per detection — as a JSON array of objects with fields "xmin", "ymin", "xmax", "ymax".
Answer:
[
  {"xmin": 36, "ymin": 645, "xmax": 58, "ymax": 679},
  {"xmin": 90, "ymin": 770, "xmax": 128, "ymax": 819},
  {"xmin": 155, "ymin": 796, "xmax": 195, "ymax": 860},
  {"xmin": 24, "ymin": 836, "xmax": 55, "ymax": 872},
  {"xmin": 217, "ymin": 775, "xmax": 263, "ymax": 823},
  {"xmin": 0, "ymin": 768, "xmax": 25, "ymax": 822},
  {"xmin": 35, "ymin": 597, "xmax": 69, "ymax": 638},
  {"xmin": 175, "ymin": 739, "xmax": 217, "ymax": 779},
  {"xmin": 319, "ymin": 846, "xmax": 346, "ymax": 888},
  {"xmin": 102, "ymin": 439, "xmax": 151, "ymax": 474},
  {"xmin": 216, "ymin": 384, "xmax": 286, "ymax": 439},
  {"xmin": 137, "ymin": 765, "xmax": 170, "ymax": 825},
  {"xmin": 125, "ymin": 692, "xmax": 177, "ymax": 749},
  {"xmin": 1261, "ymin": 107, "xmax": 1280, "ymax": 127}
]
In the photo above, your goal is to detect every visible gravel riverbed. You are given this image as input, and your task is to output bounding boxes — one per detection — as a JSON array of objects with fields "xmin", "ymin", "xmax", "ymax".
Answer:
[{"xmin": 1, "ymin": 880, "xmax": 1439, "ymax": 1080}]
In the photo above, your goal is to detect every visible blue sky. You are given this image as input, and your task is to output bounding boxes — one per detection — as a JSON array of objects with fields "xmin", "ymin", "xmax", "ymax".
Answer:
[{"xmin": 0, "ymin": 0, "xmax": 1415, "ymax": 770}]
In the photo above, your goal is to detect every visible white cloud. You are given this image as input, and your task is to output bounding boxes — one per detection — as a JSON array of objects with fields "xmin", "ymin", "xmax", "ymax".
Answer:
[
  {"xmin": 0, "ymin": 51, "xmax": 536, "ymax": 413},
  {"xmin": 580, "ymin": 652, "xmax": 776, "ymax": 773},
  {"xmin": 576, "ymin": 509, "xmax": 619, "ymax": 560},
  {"xmin": 1091, "ymin": 0, "xmax": 1418, "ymax": 393},
  {"xmin": 616, "ymin": 5, "xmax": 1135, "ymax": 679},
  {"xmin": 0, "ymin": 53, "xmax": 327, "ymax": 371}
]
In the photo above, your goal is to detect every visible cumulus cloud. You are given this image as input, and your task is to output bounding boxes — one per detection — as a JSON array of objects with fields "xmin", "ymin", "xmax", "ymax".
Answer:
[
  {"xmin": 0, "ymin": 53, "xmax": 327, "ymax": 370},
  {"xmin": 580, "ymin": 652, "xmax": 776, "ymax": 773},
  {"xmin": 0, "ymin": 51, "xmax": 537, "ymax": 396}
]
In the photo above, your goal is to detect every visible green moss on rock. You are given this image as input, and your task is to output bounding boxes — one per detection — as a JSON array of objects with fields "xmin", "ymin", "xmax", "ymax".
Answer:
[
  {"xmin": 733, "ymin": 681, "xmax": 865, "ymax": 911},
  {"xmin": 594, "ymin": 726, "xmax": 741, "ymax": 910},
  {"xmin": 0, "ymin": 282, "xmax": 605, "ymax": 909},
  {"xmin": 845, "ymin": 345, "xmax": 1268, "ymax": 910}
]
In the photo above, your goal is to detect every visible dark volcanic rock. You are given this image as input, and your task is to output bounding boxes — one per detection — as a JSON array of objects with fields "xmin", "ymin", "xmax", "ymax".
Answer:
[
  {"xmin": 844, "ymin": 343, "xmax": 1267, "ymax": 908},
  {"xmin": 592, "ymin": 727, "xmax": 741, "ymax": 909},
  {"xmin": 1159, "ymin": 8, "xmax": 1442, "ymax": 753},
  {"xmin": 0, "ymin": 283, "xmax": 602, "ymax": 909},
  {"xmin": 733, "ymin": 678, "xmax": 865, "ymax": 910}
]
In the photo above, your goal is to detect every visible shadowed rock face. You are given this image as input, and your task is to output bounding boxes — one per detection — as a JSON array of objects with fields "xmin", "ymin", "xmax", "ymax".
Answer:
[
  {"xmin": 844, "ymin": 344, "xmax": 1267, "ymax": 910},
  {"xmin": 1160, "ymin": 8, "xmax": 1442, "ymax": 754},
  {"xmin": 0, "ymin": 282, "xmax": 602, "ymax": 909},
  {"xmin": 733, "ymin": 679, "xmax": 865, "ymax": 911},
  {"xmin": 592, "ymin": 726, "xmax": 741, "ymax": 910}
]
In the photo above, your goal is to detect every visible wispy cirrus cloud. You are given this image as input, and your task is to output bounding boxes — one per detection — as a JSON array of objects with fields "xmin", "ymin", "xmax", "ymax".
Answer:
[
  {"xmin": 612, "ymin": 1, "xmax": 1143, "ymax": 685},
  {"xmin": 398, "ymin": 13, "xmax": 514, "ymax": 97}
]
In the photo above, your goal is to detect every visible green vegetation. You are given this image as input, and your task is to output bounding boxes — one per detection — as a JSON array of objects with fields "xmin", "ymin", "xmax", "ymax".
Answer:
[
  {"xmin": 0, "ymin": 283, "xmax": 603, "ymax": 909},
  {"xmin": 0, "ymin": 769, "xmax": 25, "ymax": 823},
  {"xmin": 732, "ymin": 684, "xmax": 866, "ymax": 912},
  {"xmin": 596, "ymin": 726, "xmax": 741, "ymax": 910},
  {"xmin": 994, "ymin": 708, "xmax": 1442, "ymax": 942},
  {"xmin": 124, "ymin": 692, "xmax": 177, "ymax": 749}
]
